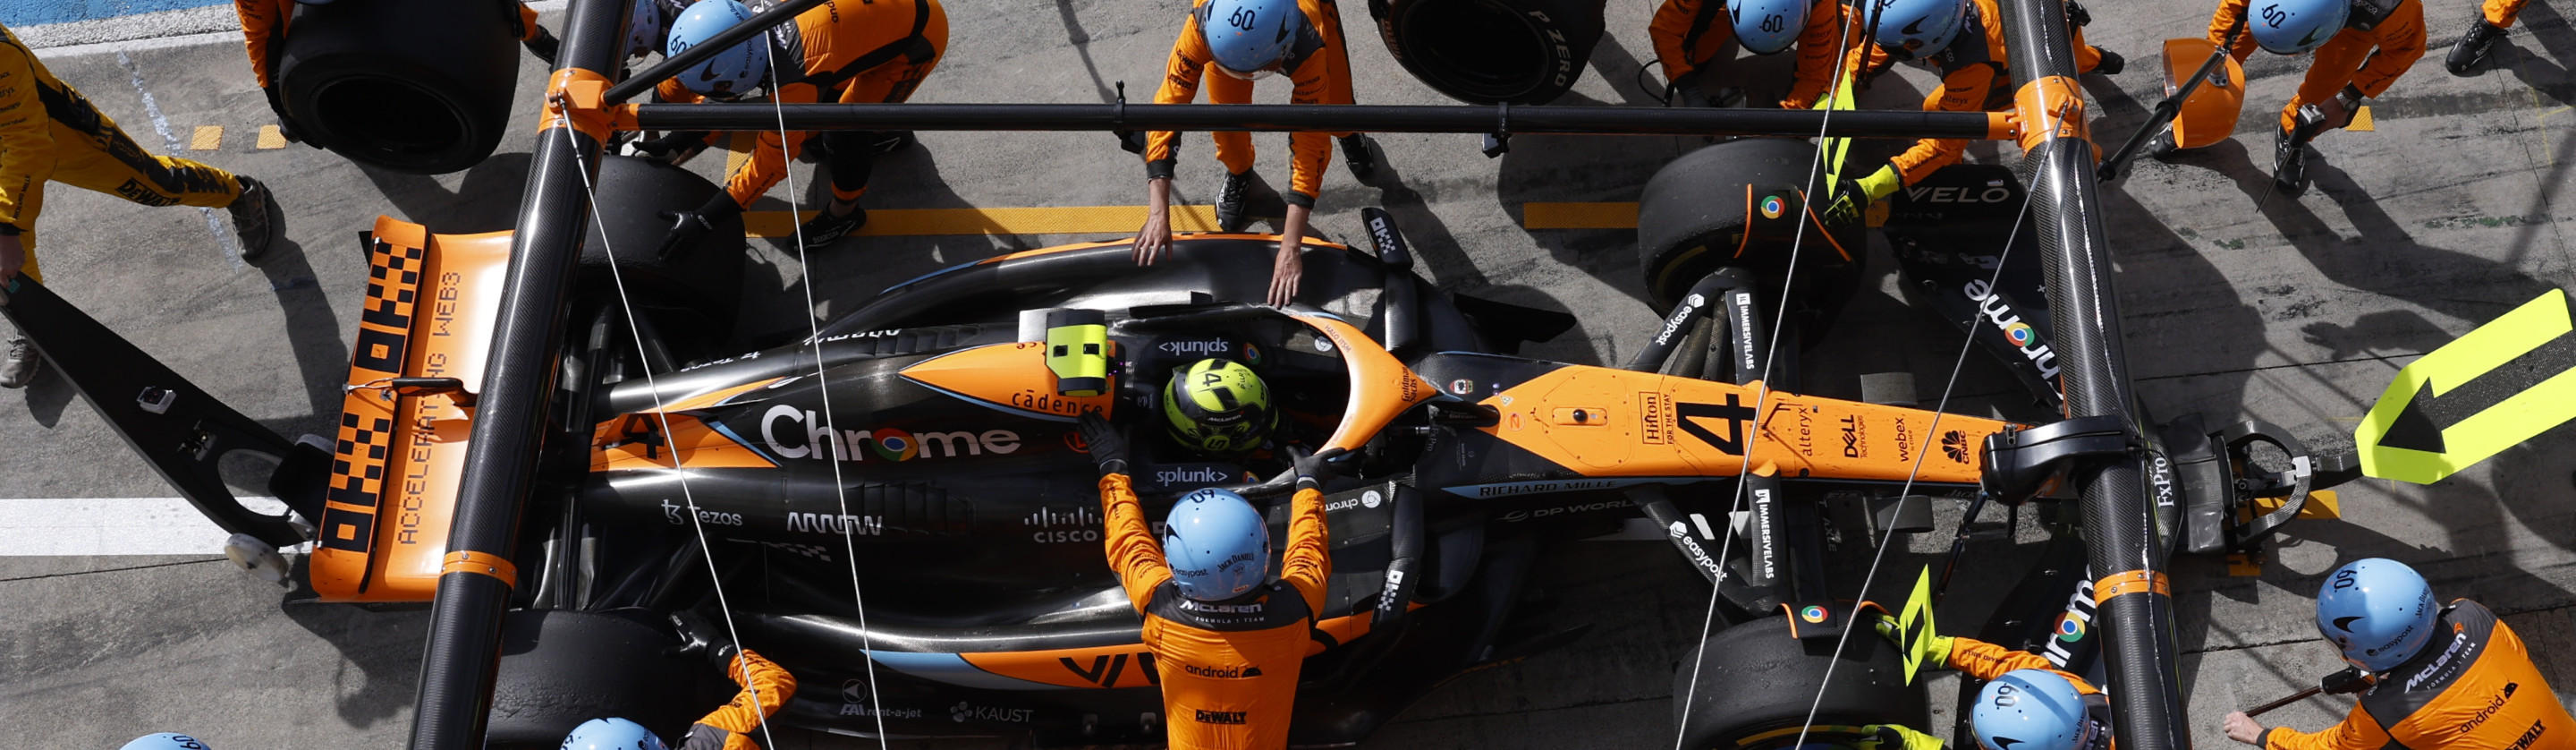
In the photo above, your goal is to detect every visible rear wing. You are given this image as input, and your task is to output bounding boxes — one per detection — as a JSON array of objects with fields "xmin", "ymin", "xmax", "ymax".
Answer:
[{"xmin": 308, "ymin": 217, "xmax": 514, "ymax": 602}]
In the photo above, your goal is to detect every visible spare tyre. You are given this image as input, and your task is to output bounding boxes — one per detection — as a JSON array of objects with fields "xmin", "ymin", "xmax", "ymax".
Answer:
[
  {"xmin": 1671, "ymin": 615, "xmax": 1928, "ymax": 748},
  {"xmin": 1370, "ymin": 0, "xmax": 1606, "ymax": 105},
  {"xmin": 275, "ymin": 0, "xmax": 522, "ymax": 175}
]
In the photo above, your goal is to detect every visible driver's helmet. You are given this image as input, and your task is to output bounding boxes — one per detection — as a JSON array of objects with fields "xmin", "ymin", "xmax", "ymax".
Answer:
[
  {"xmin": 2316, "ymin": 558, "xmax": 2438, "ymax": 671},
  {"xmin": 120, "ymin": 735, "xmax": 212, "ymax": 750},
  {"xmin": 563, "ymin": 718, "xmax": 670, "ymax": 750},
  {"xmin": 1969, "ymin": 669, "xmax": 2098, "ymax": 750},
  {"xmin": 1164, "ymin": 358, "xmax": 1275, "ymax": 454},
  {"xmin": 1164, "ymin": 487, "xmax": 1272, "ymax": 600}
]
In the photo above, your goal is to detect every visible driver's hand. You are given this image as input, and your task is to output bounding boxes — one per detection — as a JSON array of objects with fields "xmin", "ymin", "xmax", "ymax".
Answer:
[
  {"xmin": 1133, "ymin": 209, "xmax": 1173, "ymax": 266},
  {"xmin": 1077, "ymin": 412, "xmax": 1130, "ymax": 478},
  {"xmin": 1290, "ymin": 447, "xmax": 1348, "ymax": 491},
  {"xmin": 1267, "ymin": 240, "xmax": 1304, "ymax": 307},
  {"xmin": 0, "ymin": 233, "xmax": 23, "ymax": 286}
]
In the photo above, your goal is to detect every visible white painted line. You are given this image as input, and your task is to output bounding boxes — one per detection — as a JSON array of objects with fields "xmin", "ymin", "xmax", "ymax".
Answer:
[
  {"xmin": 0, "ymin": 497, "xmax": 292, "ymax": 557},
  {"xmin": 116, "ymin": 49, "xmax": 242, "ymax": 268},
  {"xmin": 26, "ymin": 0, "xmax": 572, "ymax": 55}
]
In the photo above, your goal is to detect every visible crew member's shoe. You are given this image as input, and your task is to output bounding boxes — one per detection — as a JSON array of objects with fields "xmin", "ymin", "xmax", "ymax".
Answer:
[
  {"xmin": 0, "ymin": 337, "xmax": 39, "ymax": 389},
  {"xmin": 2089, "ymin": 47, "xmax": 2124, "ymax": 75},
  {"xmin": 2273, "ymin": 127, "xmax": 2309, "ymax": 196},
  {"xmin": 1340, "ymin": 135, "xmax": 1377, "ymax": 183},
  {"xmin": 2447, "ymin": 18, "xmax": 2506, "ymax": 75},
  {"xmin": 229, "ymin": 175, "xmax": 279, "ymax": 263},
  {"xmin": 1215, "ymin": 169, "xmax": 1253, "ymax": 233},
  {"xmin": 798, "ymin": 203, "xmax": 869, "ymax": 245}
]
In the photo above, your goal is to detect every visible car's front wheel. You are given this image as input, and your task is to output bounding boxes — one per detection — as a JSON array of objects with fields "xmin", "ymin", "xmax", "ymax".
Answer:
[{"xmin": 1671, "ymin": 614, "xmax": 1929, "ymax": 749}]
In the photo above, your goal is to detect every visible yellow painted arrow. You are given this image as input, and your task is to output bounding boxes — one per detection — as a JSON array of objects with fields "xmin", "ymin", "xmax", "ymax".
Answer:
[{"xmin": 2356, "ymin": 289, "xmax": 2576, "ymax": 484}]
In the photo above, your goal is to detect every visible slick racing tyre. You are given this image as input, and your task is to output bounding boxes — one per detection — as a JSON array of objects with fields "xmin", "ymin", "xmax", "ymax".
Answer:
[
  {"xmin": 1636, "ymin": 140, "xmax": 1864, "ymax": 346},
  {"xmin": 1371, "ymin": 0, "xmax": 1607, "ymax": 104},
  {"xmin": 1671, "ymin": 615, "xmax": 1928, "ymax": 748},
  {"xmin": 486, "ymin": 609, "xmax": 704, "ymax": 749},
  {"xmin": 275, "ymin": 0, "xmax": 521, "ymax": 174}
]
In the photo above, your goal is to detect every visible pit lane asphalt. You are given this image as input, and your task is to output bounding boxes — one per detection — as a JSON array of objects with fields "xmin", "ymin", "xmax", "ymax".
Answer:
[{"xmin": 4, "ymin": 1, "xmax": 2573, "ymax": 747}]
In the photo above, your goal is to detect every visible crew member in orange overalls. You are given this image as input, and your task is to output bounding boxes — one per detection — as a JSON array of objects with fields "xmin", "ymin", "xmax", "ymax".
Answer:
[
  {"xmin": 563, "ymin": 614, "xmax": 799, "ymax": 750},
  {"xmin": 0, "ymin": 22, "xmax": 280, "ymax": 390},
  {"xmin": 2445, "ymin": 0, "xmax": 2538, "ymax": 73},
  {"xmin": 1133, "ymin": 0, "xmax": 1373, "ymax": 308},
  {"xmin": 1818, "ymin": 0, "xmax": 2119, "ymax": 226},
  {"xmin": 645, "ymin": 0, "xmax": 947, "ymax": 252},
  {"xmin": 2199, "ymin": 0, "xmax": 2423, "ymax": 194},
  {"xmin": 2223, "ymin": 558, "xmax": 2576, "ymax": 750},
  {"xmin": 1078, "ymin": 411, "xmax": 1337, "ymax": 749},
  {"xmin": 1648, "ymin": 0, "xmax": 1852, "ymax": 109},
  {"xmin": 1865, "ymin": 615, "xmax": 2118, "ymax": 750},
  {"xmin": 232, "ymin": 0, "xmax": 558, "ymax": 140}
]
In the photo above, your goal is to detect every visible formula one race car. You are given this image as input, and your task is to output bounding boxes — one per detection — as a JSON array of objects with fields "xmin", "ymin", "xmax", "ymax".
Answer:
[{"xmin": 9, "ymin": 138, "xmax": 2349, "ymax": 748}]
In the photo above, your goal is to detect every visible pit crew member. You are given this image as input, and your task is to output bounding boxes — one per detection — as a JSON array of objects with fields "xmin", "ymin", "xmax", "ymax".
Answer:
[
  {"xmin": 563, "ymin": 613, "xmax": 798, "ymax": 750},
  {"xmin": 1648, "ymin": 0, "xmax": 1852, "ymax": 109},
  {"xmin": 1078, "ymin": 409, "xmax": 1341, "ymax": 750},
  {"xmin": 1870, "ymin": 615, "xmax": 2117, "ymax": 750},
  {"xmin": 2199, "ymin": 0, "xmax": 2424, "ymax": 194},
  {"xmin": 121, "ymin": 734, "xmax": 213, "ymax": 750},
  {"xmin": 2222, "ymin": 558, "xmax": 2576, "ymax": 749},
  {"xmin": 648, "ymin": 0, "xmax": 947, "ymax": 252},
  {"xmin": 0, "ymin": 22, "xmax": 281, "ymax": 389},
  {"xmin": 1132, "ymin": 0, "xmax": 1373, "ymax": 308},
  {"xmin": 1821, "ymin": 0, "xmax": 2121, "ymax": 226}
]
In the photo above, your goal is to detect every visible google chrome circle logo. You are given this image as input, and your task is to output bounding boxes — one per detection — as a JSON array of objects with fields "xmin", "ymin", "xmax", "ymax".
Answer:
[
  {"xmin": 2055, "ymin": 612, "xmax": 2087, "ymax": 642},
  {"xmin": 1801, "ymin": 605, "xmax": 1828, "ymax": 624},
  {"xmin": 2004, "ymin": 321, "xmax": 2036, "ymax": 348},
  {"xmin": 1760, "ymin": 195, "xmax": 1786, "ymax": 219},
  {"xmin": 869, "ymin": 429, "xmax": 918, "ymax": 461}
]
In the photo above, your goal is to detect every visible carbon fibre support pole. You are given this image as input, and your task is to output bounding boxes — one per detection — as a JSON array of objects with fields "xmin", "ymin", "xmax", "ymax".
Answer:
[
  {"xmin": 600, "ymin": 0, "xmax": 832, "ymax": 104},
  {"xmin": 630, "ymin": 102, "xmax": 2004, "ymax": 141},
  {"xmin": 407, "ymin": 0, "xmax": 630, "ymax": 747},
  {"xmin": 1992, "ymin": 0, "xmax": 2190, "ymax": 748}
]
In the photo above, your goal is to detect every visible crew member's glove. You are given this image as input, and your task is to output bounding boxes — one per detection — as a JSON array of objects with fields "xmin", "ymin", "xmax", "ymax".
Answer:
[
  {"xmin": 668, "ymin": 609, "xmax": 741, "ymax": 669},
  {"xmin": 1872, "ymin": 613, "xmax": 1955, "ymax": 669},
  {"xmin": 1290, "ymin": 446, "xmax": 1349, "ymax": 492},
  {"xmin": 1857, "ymin": 724, "xmax": 1948, "ymax": 750},
  {"xmin": 627, "ymin": 131, "xmax": 712, "ymax": 163},
  {"xmin": 1077, "ymin": 412, "xmax": 1129, "ymax": 478},
  {"xmin": 657, "ymin": 193, "xmax": 744, "ymax": 259},
  {"xmin": 2319, "ymin": 666, "xmax": 2372, "ymax": 695},
  {"xmin": 1822, "ymin": 165, "xmax": 1903, "ymax": 226}
]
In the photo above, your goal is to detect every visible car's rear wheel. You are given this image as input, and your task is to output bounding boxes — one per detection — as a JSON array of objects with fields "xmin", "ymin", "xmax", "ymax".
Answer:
[
  {"xmin": 275, "ymin": 0, "xmax": 522, "ymax": 174},
  {"xmin": 1374, "ymin": 0, "xmax": 1607, "ymax": 104},
  {"xmin": 579, "ymin": 154, "xmax": 750, "ymax": 356},
  {"xmin": 1672, "ymin": 615, "xmax": 1928, "ymax": 749},
  {"xmin": 486, "ymin": 609, "xmax": 708, "ymax": 749}
]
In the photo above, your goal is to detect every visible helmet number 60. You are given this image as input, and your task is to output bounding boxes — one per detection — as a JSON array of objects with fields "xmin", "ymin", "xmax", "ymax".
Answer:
[{"xmin": 1228, "ymin": 7, "xmax": 1258, "ymax": 30}]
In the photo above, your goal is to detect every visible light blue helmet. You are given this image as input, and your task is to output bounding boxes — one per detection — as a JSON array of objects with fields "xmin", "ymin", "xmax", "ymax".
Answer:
[
  {"xmin": 564, "ymin": 718, "xmax": 668, "ymax": 750},
  {"xmin": 1732, "ymin": 0, "xmax": 1814, "ymax": 55},
  {"xmin": 2317, "ymin": 558, "xmax": 2438, "ymax": 672},
  {"xmin": 667, "ymin": 0, "xmax": 766, "ymax": 98},
  {"xmin": 624, "ymin": 0, "xmax": 671, "ymax": 61},
  {"xmin": 1199, "ymin": 0, "xmax": 1307, "ymax": 77},
  {"xmin": 120, "ymin": 734, "xmax": 211, "ymax": 750},
  {"xmin": 1864, "ymin": 0, "xmax": 1970, "ymax": 60},
  {"xmin": 1970, "ymin": 670, "xmax": 2098, "ymax": 750},
  {"xmin": 2249, "ymin": 0, "xmax": 2349, "ymax": 55},
  {"xmin": 1163, "ymin": 488, "xmax": 1271, "ymax": 601}
]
